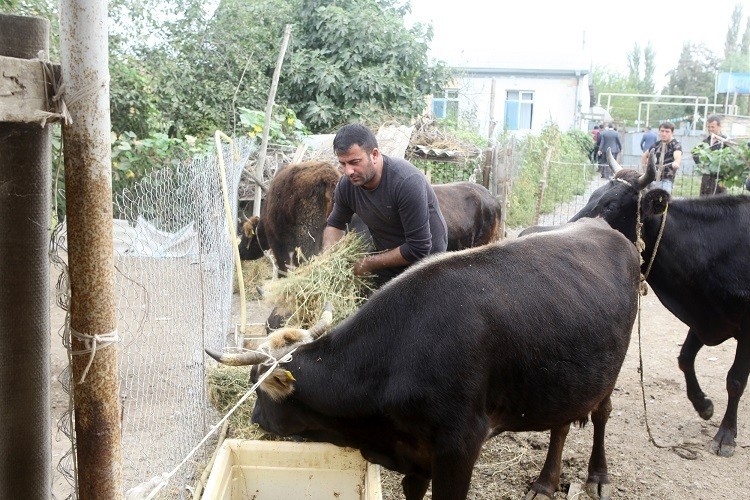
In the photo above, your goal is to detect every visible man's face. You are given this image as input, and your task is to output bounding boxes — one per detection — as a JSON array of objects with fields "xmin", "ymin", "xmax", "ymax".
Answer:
[
  {"xmin": 707, "ymin": 120, "xmax": 721, "ymax": 135},
  {"xmin": 659, "ymin": 127, "xmax": 673, "ymax": 142},
  {"xmin": 337, "ymin": 144, "xmax": 378, "ymax": 188}
]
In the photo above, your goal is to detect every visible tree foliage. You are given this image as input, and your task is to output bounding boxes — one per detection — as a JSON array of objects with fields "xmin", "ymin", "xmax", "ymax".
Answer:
[
  {"xmin": 627, "ymin": 42, "xmax": 656, "ymax": 94},
  {"xmin": 280, "ymin": 0, "xmax": 451, "ymax": 132}
]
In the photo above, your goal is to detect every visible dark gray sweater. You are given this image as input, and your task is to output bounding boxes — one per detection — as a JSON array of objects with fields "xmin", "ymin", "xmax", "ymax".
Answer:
[{"xmin": 327, "ymin": 155, "xmax": 447, "ymax": 262}]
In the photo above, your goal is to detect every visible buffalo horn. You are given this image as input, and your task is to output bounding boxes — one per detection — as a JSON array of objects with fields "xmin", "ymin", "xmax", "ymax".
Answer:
[
  {"xmin": 606, "ymin": 148, "xmax": 622, "ymax": 174},
  {"xmin": 308, "ymin": 302, "xmax": 333, "ymax": 340},
  {"xmin": 637, "ymin": 152, "xmax": 657, "ymax": 189},
  {"xmin": 205, "ymin": 347, "xmax": 269, "ymax": 366}
]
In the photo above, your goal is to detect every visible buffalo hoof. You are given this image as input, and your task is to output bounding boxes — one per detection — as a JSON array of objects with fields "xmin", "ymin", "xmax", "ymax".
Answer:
[
  {"xmin": 696, "ymin": 399, "xmax": 714, "ymax": 420},
  {"xmin": 585, "ymin": 481, "xmax": 612, "ymax": 499},
  {"xmin": 523, "ymin": 490, "xmax": 552, "ymax": 500},
  {"xmin": 710, "ymin": 429, "xmax": 736, "ymax": 457}
]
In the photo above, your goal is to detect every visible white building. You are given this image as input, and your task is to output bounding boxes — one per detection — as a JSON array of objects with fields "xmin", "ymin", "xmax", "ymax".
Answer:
[{"xmin": 431, "ymin": 51, "xmax": 600, "ymax": 138}]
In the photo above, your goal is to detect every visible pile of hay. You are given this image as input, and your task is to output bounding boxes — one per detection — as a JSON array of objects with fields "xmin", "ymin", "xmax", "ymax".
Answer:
[
  {"xmin": 206, "ymin": 364, "xmax": 295, "ymax": 440},
  {"xmin": 266, "ymin": 231, "xmax": 373, "ymax": 328},
  {"xmin": 206, "ymin": 364, "xmax": 260, "ymax": 438},
  {"xmin": 408, "ymin": 116, "xmax": 483, "ymax": 158},
  {"xmin": 233, "ymin": 258, "xmax": 274, "ymax": 299}
]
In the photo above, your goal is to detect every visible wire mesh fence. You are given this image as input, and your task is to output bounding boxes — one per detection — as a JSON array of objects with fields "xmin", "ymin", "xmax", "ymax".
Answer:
[{"xmin": 51, "ymin": 137, "xmax": 254, "ymax": 498}]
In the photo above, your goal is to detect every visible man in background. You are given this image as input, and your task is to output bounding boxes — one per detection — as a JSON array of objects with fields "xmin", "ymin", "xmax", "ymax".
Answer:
[
  {"xmin": 643, "ymin": 121, "xmax": 682, "ymax": 194},
  {"xmin": 692, "ymin": 115, "xmax": 733, "ymax": 195},
  {"xmin": 640, "ymin": 126, "xmax": 657, "ymax": 152},
  {"xmin": 596, "ymin": 123, "xmax": 622, "ymax": 179}
]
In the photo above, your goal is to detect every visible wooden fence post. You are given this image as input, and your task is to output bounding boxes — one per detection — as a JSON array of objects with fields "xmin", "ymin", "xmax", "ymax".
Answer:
[
  {"xmin": 532, "ymin": 149, "xmax": 553, "ymax": 226},
  {"xmin": 59, "ymin": 0, "xmax": 123, "ymax": 497}
]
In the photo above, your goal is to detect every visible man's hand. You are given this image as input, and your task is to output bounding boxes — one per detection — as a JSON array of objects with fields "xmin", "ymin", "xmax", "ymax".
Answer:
[
  {"xmin": 322, "ymin": 226, "xmax": 345, "ymax": 252},
  {"xmin": 352, "ymin": 257, "xmax": 370, "ymax": 276}
]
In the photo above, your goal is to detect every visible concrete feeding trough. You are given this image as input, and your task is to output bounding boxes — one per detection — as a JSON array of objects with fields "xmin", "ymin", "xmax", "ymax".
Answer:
[{"xmin": 202, "ymin": 439, "xmax": 382, "ymax": 499}]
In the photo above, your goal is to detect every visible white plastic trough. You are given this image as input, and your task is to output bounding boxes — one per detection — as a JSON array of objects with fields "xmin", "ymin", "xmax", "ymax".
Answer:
[{"xmin": 202, "ymin": 439, "xmax": 382, "ymax": 499}]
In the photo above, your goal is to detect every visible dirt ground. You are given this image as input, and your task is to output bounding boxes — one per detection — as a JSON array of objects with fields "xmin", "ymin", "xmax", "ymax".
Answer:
[{"xmin": 49, "ymin": 252, "xmax": 750, "ymax": 499}]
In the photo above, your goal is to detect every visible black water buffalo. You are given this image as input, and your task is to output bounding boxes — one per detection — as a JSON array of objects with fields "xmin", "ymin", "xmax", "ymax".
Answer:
[
  {"xmin": 238, "ymin": 163, "xmax": 501, "ymax": 270},
  {"xmin": 207, "ymin": 217, "xmax": 640, "ymax": 500},
  {"xmin": 570, "ymin": 150, "xmax": 750, "ymax": 457}
]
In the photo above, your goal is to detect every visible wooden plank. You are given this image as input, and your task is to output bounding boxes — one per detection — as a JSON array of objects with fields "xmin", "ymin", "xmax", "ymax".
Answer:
[{"xmin": 0, "ymin": 55, "xmax": 52, "ymax": 123}]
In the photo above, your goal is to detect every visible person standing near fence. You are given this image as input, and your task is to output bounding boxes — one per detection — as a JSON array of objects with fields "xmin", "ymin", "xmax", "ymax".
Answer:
[
  {"xmin": 596, "ymin": 123, "xmax": 621, "ymax": 179},
  {"xmin": 640, "ymin": 126, "xmax": 658, "ymax": 152},
  {"xmin": 323, "ymin": 123, "xmax": 448, "ymax": 288},
  {"xmin": 692, "ymin": 115, "xmax": 733, "ymax": 196},
  {"xmin": 642, "ymin": 121, "xmax": 682, "ymax": 194}
]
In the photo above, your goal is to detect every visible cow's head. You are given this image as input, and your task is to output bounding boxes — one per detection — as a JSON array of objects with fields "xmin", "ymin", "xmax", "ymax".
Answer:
[
  {"xmin": 205, "ymin": 304, "xmax": 332, "ymax": 401},
  {"xmin": 237, "ymin": 215, "xmax": 266, "ymax": 260},
  {"xmin": 570, "ymin": 149, "xmax": 668, "ymax": 242}
]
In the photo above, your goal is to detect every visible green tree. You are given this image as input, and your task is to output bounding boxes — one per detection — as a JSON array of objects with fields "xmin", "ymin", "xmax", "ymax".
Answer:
[
  {"xmin": 626, "ymin": 42, "xmax": 656, "ymax": 94},
  {"xmin": 591, "ymin": 66, "xmax": 642, "ymax": 125},
  {"xmin": 662, "ymin": 42, "xmax": 719, "ymax": 123},
  {"xmin": 280, "ymin": 0, "xmax": 451, "ymax": 131},
  {"xmin": 724, "ymin": 4, "xmax": 743, "ymax": 59}
]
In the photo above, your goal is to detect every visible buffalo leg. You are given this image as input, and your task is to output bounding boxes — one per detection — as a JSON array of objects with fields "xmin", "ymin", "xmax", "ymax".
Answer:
[
  {"xmin": 711, "ymin": 336, "xmax": 750, "ymax": 457},
  {"xmin": 585, "ymin": 395, "xmax": 612, "ymax": 500},
  {"xmin": 677, "ymin": 329, "xmax": 714, "ymax": 420},
  {"xmin": 402, "ymin": 474, "xmax": 430, "ymax": 500},
  {"xmin": 430, "ymin": 427, "xmax": 484, "ymax": 500},
  {"xmin": 524, "ymin": 423, "xmax": 570, "ymax": 499}
]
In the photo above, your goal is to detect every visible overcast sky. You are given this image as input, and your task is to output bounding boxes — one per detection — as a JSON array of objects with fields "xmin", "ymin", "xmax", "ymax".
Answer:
[{"xmin": 406, "ymin": 0, "xmax": 746, "ymax": 88}]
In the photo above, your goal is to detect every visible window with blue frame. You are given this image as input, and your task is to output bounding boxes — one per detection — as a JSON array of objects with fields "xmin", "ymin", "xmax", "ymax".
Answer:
[
  {"xmin": 504, "ymin": 90, "xmax": 534, "ymax": 130},
  {"xmin": 432, "ymin": 89, "xmax": 459, "ymax": 119}
]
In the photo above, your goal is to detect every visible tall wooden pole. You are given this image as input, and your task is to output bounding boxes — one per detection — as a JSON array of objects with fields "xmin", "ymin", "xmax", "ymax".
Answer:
[
  {"xmin": 0, "ymin": 13, "xmax": 52, "ymax": 499},
  {"xmin": 59, "ymin": 0, "xmax": 123, "ymax": 498},
  {"xmin": 253, "ymin": 24, "xmax": 292, "ymax": 217}
]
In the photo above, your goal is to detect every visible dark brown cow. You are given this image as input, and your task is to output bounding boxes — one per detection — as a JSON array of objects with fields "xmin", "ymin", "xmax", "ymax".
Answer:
[
  {"xmin": 432, "ymin": 182, "xmax": 501, "ymax": 250},
  {"xmin": 238, "ymin": 161, "xmax": 339, "ymax": 273},
  {"xmin": 208, "ymin": 217, "xmax": 640, "ymax": 500}
]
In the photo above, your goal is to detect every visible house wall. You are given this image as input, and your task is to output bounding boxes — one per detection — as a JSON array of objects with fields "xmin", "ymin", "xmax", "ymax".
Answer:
[{"xmin": 452, "ymin": 72, "xmax": 590, "ymax": 138}]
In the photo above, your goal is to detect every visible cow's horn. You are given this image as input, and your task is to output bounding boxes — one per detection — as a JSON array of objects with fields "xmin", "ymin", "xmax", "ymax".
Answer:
[
  {"xmin": 637, "ymin": 152, "xmax": 657, "ymax": 189},
  {"xmin": 307, "ymin": 302, "xmax": 333, "ymax": 340},
  {"xmin": 606, "ymin": 148, "xmax": 622, "ymax": 174},
  {"xmin": 256, "ymin": 285, "xmax": 266, "ymax": 298},
  {"xmin": 205, "ymin": 347, "xmax": 269, "ymax": 366}
]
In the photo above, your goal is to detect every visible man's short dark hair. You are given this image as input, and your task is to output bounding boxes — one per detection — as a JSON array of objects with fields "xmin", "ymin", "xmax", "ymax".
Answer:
[
  {"xmin": 707, "ymin": 114, "xmax": 721, "ymax": 125},
  {"xmin": 659, "ymin": 121, "xmax": 675, "ymax": 131},
  {"xmin": 333, "ymin": 123, "xmax": 378, "ymax": 154}
]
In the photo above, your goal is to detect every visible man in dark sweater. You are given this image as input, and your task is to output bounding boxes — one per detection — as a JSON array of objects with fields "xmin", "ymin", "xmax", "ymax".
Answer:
[{"xmin": 323, "ymin": 123, "xmax": 448, "ymax": 287}]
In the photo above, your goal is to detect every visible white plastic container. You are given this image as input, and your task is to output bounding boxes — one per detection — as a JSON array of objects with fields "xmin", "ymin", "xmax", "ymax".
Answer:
[{"xmin": 202, "ymin": 439, "xmax": 382, "ymax": 500}]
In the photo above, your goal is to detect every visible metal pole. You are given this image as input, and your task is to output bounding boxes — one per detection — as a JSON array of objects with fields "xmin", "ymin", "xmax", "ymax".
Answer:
[
  {"xmin": 59, "ymin": 0, "xmax": 123, "ymax": 498},
  {"xmin": 0, "ymin": 13, "xmax": 52, "ymax": 499}
]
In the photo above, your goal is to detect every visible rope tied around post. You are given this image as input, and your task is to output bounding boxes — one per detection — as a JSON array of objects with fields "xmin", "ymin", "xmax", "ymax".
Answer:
[
  {"xmin": 68, "ymin": 325, "xmax": 121, "ymax": 384},
  {"xmin": 36, "ymin": 50, "xmax": 73, "ymax": 127}
]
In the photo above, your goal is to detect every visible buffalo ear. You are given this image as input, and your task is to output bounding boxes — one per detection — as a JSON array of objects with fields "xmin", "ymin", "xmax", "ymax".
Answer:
[{"xmin": 642, "ymin": 189, "xmax": 670, "ymax": 217}]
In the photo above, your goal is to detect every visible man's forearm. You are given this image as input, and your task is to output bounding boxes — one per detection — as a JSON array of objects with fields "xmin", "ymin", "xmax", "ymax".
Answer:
[
  {"xmin": 354, "ymin": 247, "xmax": 410, "ymax": 275},
  {"xmin": 323, "ymin": 226, "xmax": 345, "ymax": 250}
]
